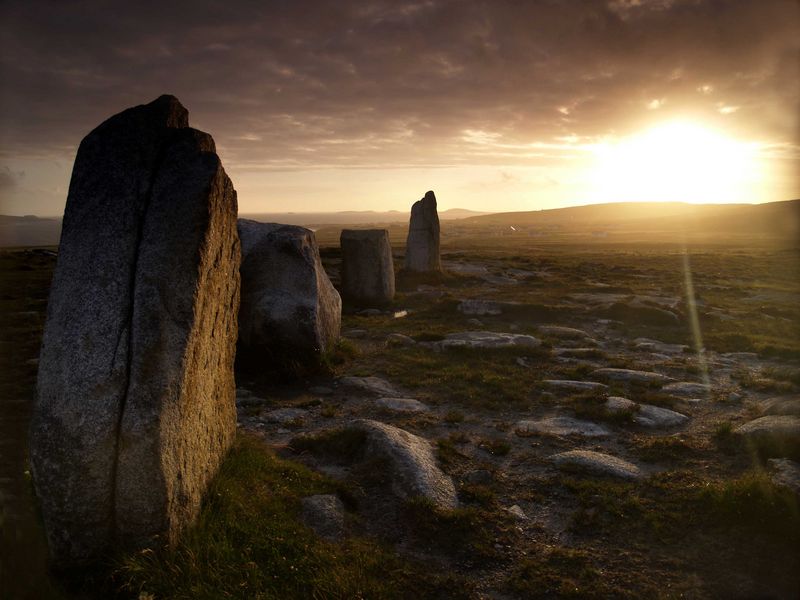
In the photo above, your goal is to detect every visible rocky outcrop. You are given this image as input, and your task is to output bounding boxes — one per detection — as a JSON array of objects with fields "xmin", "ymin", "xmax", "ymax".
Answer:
[
  {"xmin": 404, "ymin": 190, "xmax": 441, "ymax": 272},
  {"xmin": 734, "ymin": 416, "xmax": 800, "ymax": 457},
  {"xmin": 340, "ymin": 229, "xmax": 395, "ymax": 307},
  {"xmin": 237, "ymin": 220, "xmax": 341, "ymax": 368},
  {"xmin": 30, "ymin": 96, "xmax": 240, "ymax": 565}
]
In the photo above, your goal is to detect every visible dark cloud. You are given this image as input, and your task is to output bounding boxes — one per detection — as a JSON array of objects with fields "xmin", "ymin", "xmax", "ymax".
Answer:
[{"xmin": 0, "ymin": 0, "xmax": 797, "ymax": 170}]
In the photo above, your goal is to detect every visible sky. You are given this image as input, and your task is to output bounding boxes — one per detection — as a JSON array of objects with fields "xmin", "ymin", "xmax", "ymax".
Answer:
[{"xmin": 0, "ymin": 0, "xmax": 798, "ymax": 216}]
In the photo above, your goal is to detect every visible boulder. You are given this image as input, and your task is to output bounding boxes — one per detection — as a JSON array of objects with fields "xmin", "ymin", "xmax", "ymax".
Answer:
[
  {"xmin": 237, "ymin": 219, "xmax": 341, "ymax": 367},
  {"xmin": 662, "ymin": 382, "xmax": 711, "ymax": 398},
  {"xmin": 760, "ymin": 395, "xmax": 800, "ymax": 417},
  {"xmin": 404, "ymin": 190, "xmax": 441, "ymax": 272},
  {"xmin": 30, "ymin": 96, "xmax": 240, "ymax": 565},
  {"xmin": 352, "ymin": 419, "xmax": 457, "ymax": 509},
  {"xmin": 767, "ymin": 459, "xmax": 800, "ymax": 496},
  {"xmin": 340, "ymin": 229, "xmax": 395, "ymax": 307},
  {"xmin": 734, "ymin": 416, "xmax": 800, "ymax": 457},
  {"xmin": 550, "ymin": 450, "xmax": 642, "ymax": 480},
  {"xmin": 605, "ymin": 396, "xmax": 689, "ymax": 428}
]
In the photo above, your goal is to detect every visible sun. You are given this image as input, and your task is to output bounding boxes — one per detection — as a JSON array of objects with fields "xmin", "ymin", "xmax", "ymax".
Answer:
[{"xmin": 588, "ymin": 121, "xmax": 764, "ymax": 204}]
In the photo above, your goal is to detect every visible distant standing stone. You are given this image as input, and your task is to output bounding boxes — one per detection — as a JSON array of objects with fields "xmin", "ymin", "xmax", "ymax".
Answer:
[
  {"xmin": 30, "ymin": 96, "xmax": 240, "ymax": 565},
  {"xmin": 404, "ymin": 190, "xmax": 441, "ymax": 272},
  {"xmin": 340, "ymin": 229, "xmax": 395, "ymax": 307},
  {"xmin": 237, "ymin": 219, "xmax": 341, "ymax": 368}
]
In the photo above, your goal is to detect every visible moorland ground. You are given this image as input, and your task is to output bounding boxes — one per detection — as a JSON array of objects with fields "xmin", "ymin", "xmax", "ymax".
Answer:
[{"xmin": 1, "ymin": 228, "xmax": 799, "ymax": 599}]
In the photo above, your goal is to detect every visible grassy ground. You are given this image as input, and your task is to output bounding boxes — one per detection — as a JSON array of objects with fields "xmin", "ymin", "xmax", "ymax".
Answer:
[{"xmin": 2, "ymin": 235, "xmax": 799, "ymax": 599}]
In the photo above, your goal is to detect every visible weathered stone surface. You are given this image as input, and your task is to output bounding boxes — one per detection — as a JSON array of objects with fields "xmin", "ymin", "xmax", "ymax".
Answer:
[
  {"xmin": 340, "ymin": 376, "xmax": 403, "ymax": 397},
  {"xmin": 435, "ymin": 331, "xmax": 541, "ymax": 350},
  {"xmin": 767, "ymin": 458, "xmax": 800, "ymax": 495},
  {"xmin": 263, "ymin": 407, "xmax": 309, "ymax": 424},
  {"xmin": 30, "ymin": 96, "xmax": 240, "ymax": 565},
  {"xmin": 237, "ymin": 219, "xmax": 341, "ymax": 366},
  {"xmin": 550, "ymin": 450, "xmax": 642, "ymax": 480},
  {"xmin": 375, "ymin": 397, "xmax": 429, "ymax": 413},
  {"xmin": 662, "ymin": 382, "xmax": 711, "ymax": 397},
  {"xmin": 352, "ymin": 419, "xmax": 457, "ymax": 509},
  {"xmin": 457, "ymin": 299, "xmax": 513, "ymax": 315},
  {"xmin": 386, "ymin": 333, "xmax": 416, "ymax": 347},
  {"xmin": 538, "ymin": 325, "xmax": 591, "ymax": 339},
  {"xmin": 516, "ymin": 417, "xmax": 610, "ymax": 437},
  {"xmin": 301, "ymin": 494, "xmax": 346, "ymax": 540},
  {"xmin": 541, "ymin": 380, "xmax": 608, "ymax": 392},
  {"xmin": 340, "ymin": 229, "xmax": 395, "ymax": 307},
  {"xmin": 591, "ymin": 368, "xmax": 674, "ymax": 385},
  {"xmin": 633, "ymin": 338, "xmax": 689, "ymax": 354},
  {"xmin": 734, "ymin": 416, "xmax": 800, "ymax": 456},
  {"xmin": 605, "ymin": 396, "xmax": 689, "ymax": 428},
  {"xmin": 404, "ymin": 190, "xmax": 441, "ymax": 272},
  {"xmin": 760, "ymin": 395, "xmax": 800, "ymax": 416}
]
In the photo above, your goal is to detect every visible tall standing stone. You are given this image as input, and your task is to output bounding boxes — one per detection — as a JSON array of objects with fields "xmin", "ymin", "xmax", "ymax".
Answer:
[
  {"xmin": 404, "ymin": 190, "xmax": 441, "ymax": 272},
  {"xmin": 30, "ymin": 96, "xmax": 240, "ymax": 565},
  {"xmin": 340, "ymin": 229, "xmax": 395, "ymax": 307},
  {"xmin": 237, "ymin": 219, "xmax": 341, "ymax": 368}
]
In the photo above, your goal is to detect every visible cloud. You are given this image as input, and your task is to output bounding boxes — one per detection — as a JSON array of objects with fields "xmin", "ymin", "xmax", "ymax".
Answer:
[
  {"xmin": 0, "ymin": 166, "xmax": 24, "ymax": 190},
  {"xmin": 0, "ymin": 0, "xmax": 797, "ymax": 174}
]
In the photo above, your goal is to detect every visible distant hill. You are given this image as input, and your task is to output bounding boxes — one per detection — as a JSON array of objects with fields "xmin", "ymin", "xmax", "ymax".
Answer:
[
  {"xmin": 240, "ymin": 208, "xmax": 488, "ymax": 226},
  {"xmin": 461, "ymin": 199, "xmax": 800, "ymax": 238},
  {"xmin": 0, "ymin": 215, "xmax": 62, "ymax": 248}
]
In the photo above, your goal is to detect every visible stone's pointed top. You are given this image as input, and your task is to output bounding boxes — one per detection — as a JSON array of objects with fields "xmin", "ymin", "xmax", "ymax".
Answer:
[
  {"xmin": 423, "ymin": 190, "xmax": 436, "ymax": 202},
  {"xmin": 146, "ymin": 94, "xmax": 189, "ymax": 128}
]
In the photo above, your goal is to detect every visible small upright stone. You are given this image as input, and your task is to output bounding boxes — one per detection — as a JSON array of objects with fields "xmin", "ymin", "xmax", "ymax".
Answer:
[
  {"xmin": 340, "ymin": 229, "xmax": 395, "ymax": 307},
  {"xmin": 404, "ymin": 190, "xmax": 441, "ymax": 272},
  {"xmin": 237, "ymin": 220, "xmax": 341, "ymax": 369}
]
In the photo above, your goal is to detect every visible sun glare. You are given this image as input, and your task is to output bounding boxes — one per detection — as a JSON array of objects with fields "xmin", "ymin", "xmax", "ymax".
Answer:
[{"xmin": 588, "ymin": 121, "xmax": 764, "ymax": 204}]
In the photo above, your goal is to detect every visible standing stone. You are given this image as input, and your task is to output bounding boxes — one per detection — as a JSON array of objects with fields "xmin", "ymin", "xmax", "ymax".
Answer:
[
  {"xmin": 30, "ymin": 95, "xmax": 240, "ymax": 565},
  {"xmin": 404, "ymin": 190, "xmax": 441, "ymax": 272},
  {"xmin": 237, "ymin": 219, "xmax": 341, "ymax": 368},
  {"xmin": 340, "ymin": 229, "xmax": 395, "ymax": 307}
]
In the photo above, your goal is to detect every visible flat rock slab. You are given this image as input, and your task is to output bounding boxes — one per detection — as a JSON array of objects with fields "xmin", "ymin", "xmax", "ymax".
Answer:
[
  {"xmin": 662, "ymin": 382, "xmax": 711, "ymax": 397},
  {"xmin": 437, "ymin": 331, "xmax": 540, "ymax": 350},
  {"xmin": 386, "ymin": 333, "xmax": 416, "ymax": 346},
  {"xmin": 538, "ymin": 325, "xmax": 591, "ymax": 339},
  {"xmin": 760, "ymin": 396, "xmax": 800, "ymax": 417},
  {"xmin": 301, "ymin": 494, "xmax": 346, "ymax": 540},
  {"xmin": 351, "ymin": 419, "xmax": 457, "ymax": 509},
  {"xmin": 767, "ymin": 459, "xmax": 800, "ymax": 495},
  {"xmin": 376, "ymin": 397, "xmax": 429, "ymax": 413},
  {"xmin": 734, "ymin": 416, "xmax": 800, "ymax": 456},
  {"xmin": 605, "ymin": 396, "xmax": 688, "ymax": 428},
  {"xmin": 340, "ymin": 376, "xmax": 403, "ymax": 398},
  {"xmin": 550, "ymin": 450, "xmax": 643, "ymax": 480},
  {"xmin": 457, "ymin": 299, "xmax": 518, "ymax": 315},
  {"xmin": 591, "ymin": 368, "xmax": 675, "ymax": 385},
  {"xmin": 516, "ymin": 417, "xmax": 610, "ymax": 437},
  {"xmin": 634, "ymin": 338, "xmax": 689, "ymax": 354},
  {"xmin": 263, "ymin": 408, "xmax": 309, "ymax": 424},
  {"xmin": 541, "ymin": 380, "xmax": 608, "ymax": 392}
]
